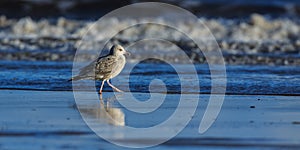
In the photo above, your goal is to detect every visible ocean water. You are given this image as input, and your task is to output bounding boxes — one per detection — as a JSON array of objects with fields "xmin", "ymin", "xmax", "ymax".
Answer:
[{"xmin": 0, "ymin": 60, "xmax": 299, "ymax": 95}]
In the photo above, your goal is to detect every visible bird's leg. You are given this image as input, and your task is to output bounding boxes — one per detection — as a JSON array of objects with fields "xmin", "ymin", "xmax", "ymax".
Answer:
[
  {"xmin": 107, "ymin": 80, "xmax": 123, "ymax": 92},
  {"xmin": 99, "ymin": 93, "xmax": 103, "ymax": 100},
  {"xmin": 99, "ymin": 80, "xmax": 105, "ymax": 94}
]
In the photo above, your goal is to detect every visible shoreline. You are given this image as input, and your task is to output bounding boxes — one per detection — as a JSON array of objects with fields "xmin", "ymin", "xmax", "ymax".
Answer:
[{"xmin": 2, "ymin": 88, "xmax": 300, "ymax": 96}]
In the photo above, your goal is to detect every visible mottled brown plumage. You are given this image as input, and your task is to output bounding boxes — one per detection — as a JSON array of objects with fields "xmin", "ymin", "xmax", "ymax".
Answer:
[{"xmin": 69, "ymin": 44, "xmax": 129, "ymax": 94}]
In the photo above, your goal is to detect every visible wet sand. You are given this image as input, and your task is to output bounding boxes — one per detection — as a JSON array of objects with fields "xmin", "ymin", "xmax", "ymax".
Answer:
[{"xmin": 0, "ymin": 90, "xmax": 300, "ymax": 149}]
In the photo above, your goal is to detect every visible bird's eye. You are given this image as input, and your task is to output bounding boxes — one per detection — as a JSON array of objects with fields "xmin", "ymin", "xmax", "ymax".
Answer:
[{"xmin": 118, "ymin": 49, "xmax": 123, "ymax": 51}]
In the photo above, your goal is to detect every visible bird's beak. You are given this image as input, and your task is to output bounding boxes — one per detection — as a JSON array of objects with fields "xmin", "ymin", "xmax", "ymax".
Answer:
[{"xmin": 125, "ymin": 51, "xmax": 131, "ymax": 56}]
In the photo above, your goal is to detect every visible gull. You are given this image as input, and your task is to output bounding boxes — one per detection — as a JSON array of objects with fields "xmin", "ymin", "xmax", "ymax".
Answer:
[{"xmin": 69, "ymin": 44, "xmax": 129, "ymax": 94}]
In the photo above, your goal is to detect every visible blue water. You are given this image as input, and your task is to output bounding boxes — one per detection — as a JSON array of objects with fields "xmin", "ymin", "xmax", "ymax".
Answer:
[{"xmin": 0, "ymin": 61, "xmax": 299, "ymax": 95}]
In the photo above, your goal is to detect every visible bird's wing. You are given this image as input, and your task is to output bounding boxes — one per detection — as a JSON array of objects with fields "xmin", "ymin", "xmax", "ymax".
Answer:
[
  {"xmin": 76, "ymin": 55, "xmax": 118, "ymax": 79},
  {"xmin": 77, "ymin": 59, "xmax": 98, "ymax": 76},
  {"xmin": 95, "ymin": 55, "xmax": 118, "ymax": 75}
]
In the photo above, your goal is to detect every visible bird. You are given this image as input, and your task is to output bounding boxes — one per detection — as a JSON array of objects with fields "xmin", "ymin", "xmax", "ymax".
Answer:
[{"xmin": 69, "ymin": 44, "xmax": 129, "ymax": 94}]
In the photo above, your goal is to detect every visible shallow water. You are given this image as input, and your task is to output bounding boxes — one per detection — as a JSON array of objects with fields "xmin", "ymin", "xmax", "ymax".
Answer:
[{"xmin": 0, "ymin": 60, "xmax": 299, "ymax": 95}]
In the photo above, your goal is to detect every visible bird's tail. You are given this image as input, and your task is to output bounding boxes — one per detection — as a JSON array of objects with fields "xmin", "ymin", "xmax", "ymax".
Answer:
[{"xmin": 68, "ymin": 76, "xmax": 82, "ymax": 82}]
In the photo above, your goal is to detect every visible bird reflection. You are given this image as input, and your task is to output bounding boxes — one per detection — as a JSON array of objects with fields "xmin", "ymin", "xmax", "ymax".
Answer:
[{"xmin": 78, "ymin": 94, "xmax": 125, "ymax": 126}]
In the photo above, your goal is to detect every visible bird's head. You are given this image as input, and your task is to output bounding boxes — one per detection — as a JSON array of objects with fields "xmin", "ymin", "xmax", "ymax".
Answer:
[{"xmin": 110, "ymin": 44, "xmax": 130, "ymax": 56}]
